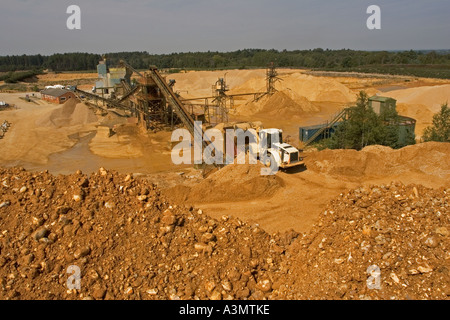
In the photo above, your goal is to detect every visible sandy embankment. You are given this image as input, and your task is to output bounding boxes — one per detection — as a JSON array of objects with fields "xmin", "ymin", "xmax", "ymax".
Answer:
[{"xmin": 0, "ymin": 94, "xmax": 98, "ymax": 165}]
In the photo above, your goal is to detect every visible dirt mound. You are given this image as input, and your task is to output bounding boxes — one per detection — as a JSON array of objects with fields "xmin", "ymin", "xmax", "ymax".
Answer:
[
  {"xmin": 0, "ymin": 167, "xmax": 448, "ymax": 300},
  {"xmin": 396, "ymin": 103, "xmax": 435, "ymax": 123},
  {"xmin": 385, "ymin": 84, "xmax": 450, "ymax": 112},
  {"xmin": 304, "ymin": 142, "xmax": 450, "ymax": 183},
  {"xmin": 35, "ymin": 99, "xmax": 98, "ymax": 128},
  {"xmin": 396, "ymin": 103, "xmax": 435, "ymax": 138},
  {"xmin": 273, "ymin": 182, "xmax": 450, "ymax": 300},
  {"xmin": 278, "ymin": 73, "xmax": 356, "ymax": 103},
  {"xmin": 168, "ymin": 162, "xmax": 285, "ymax": 204},
  {"xmin": 0, "ymin": 167, "xmax": 292, "ymax": 300},
  {"xmin": 171, "ymin": 69, "xmax": 267, "ymax": 99},
  {"xmin": 231, "ymin": 72, "xmax": 356, "ymax": 104},
  {"xmin": 234, "ymin": 90, "xmax": 318, "ymax": 117}
]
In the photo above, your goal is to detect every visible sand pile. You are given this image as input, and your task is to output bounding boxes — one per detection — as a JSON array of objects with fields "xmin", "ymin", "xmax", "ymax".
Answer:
[
  {"xmin": 396, "ymin": 103, "xmax": 435, "ymax": 123},
  {"xmin": 385, "ymin": 84, "xmax": 450, "ymax": 112},
  {"xmin": 171, "ymin": 69, "xmax": 266, "ymax": 98},
  {"xmin": 35, "ymin": 99, "xmax": 98, "ymax": 128},
  {"xmin": 232, "ymin": 72, "xmax": 356, "ymax": 104},
  {"xmin": 277, "ymin": 73, "xmax": 356, "ymax": 103},
  {"xmin": 304, "ymin": 142, "xmax": 450, "ymax": 183},
  {"xmin": 235, "ymin": 90, "xmax": 319, "ymax": 117},
  {"xmin": 259, "ymin": 90, "xmax": 319, "ymax": 117},
  {"xmin": 168, "ymin": 162, "xmax": 285, "ymax": 204},
  {"xmin": 231, "ymin": 72, "xmax": 355, "ymax": 117},
  {"xmin": 396, "ymin": 103, "xmax": 435, "ymax": 138},
  {"xmin": 228, "ymin": 77, "xmax": 266, "ymax": 95},
  {"xmin": 273, "ymin": 182, "xmax": 450, "ymax": 300}
]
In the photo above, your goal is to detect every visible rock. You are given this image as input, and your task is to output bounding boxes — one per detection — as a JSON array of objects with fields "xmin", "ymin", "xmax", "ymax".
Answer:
[
  {"xmin": 19, "ymin": 186, "xmax": 27, "ymax": 193},
  {"xmin": 32, "ymin": 216, "xmax": 44, "ymax": 226},
  {"xmin": 137, "ymin": 195, "xmax": 147, "ymax": 202},
  {"xmin": 201, "ymin": 232, "xmax": 216, "ymax": 243},
  {"xmin": 222, "ymin": 280, "xmax": 232, "ymax": 292},
  {"xmin": 412, "ymin": 187, "xmax": 419, "ymax": 198},
  {"xmin": 32, "ymin": 227, "xmax": 49, "ymax": 241},
  {"xmin": 375, "ymin": 234, "xmax": 387, "ymax": 245},
  {"xmin": 424, "ymin": 236, "xmax": 439, "ymax": 248},
  {"xmin": 74, "ymin": 247, "xmax": 91, "ymax": 259},
  {"xmin": 73, "ymin": 194, "xmax": 82, "ymax": 202},
  {"xmin": 256, "ymin": 279, "xmax": 272, "ymax": 292},
  {"xmin": 251, "ymin": 290, "xmax": 265, "ymax": 300},
  {"xmin": 194, "ymin": 243, "xmax": 212, "ymax": 254},
  {"xmin": 93, "ymin": 288, "xmax": 106, "ymax": 300},
  {"xmin": 210, "ymin": 290, "xmax": 222, "ymax": 300},
  {"xmin": 362, "ymin": 226, "xmax": 371, "ymax": 236},
  {"xmin": 161, "ymin": 214, "xmax": 177, "ymax": 226},
  {"xmin": 418, "ymin": 266, "xmax": 433, "ymax": 274},
  {"xmin": 204, "ymin": 281, "xmax": 216, "ymax": 293},
  {"xmin": 0, "ymin": 201, "xmax": 10, "ymax": 208},
  {"xmin": 146, "ymin": 288, "xmax": 158, "ymax": 295},
  {"xmin": 236, "ymin": 287, "xmax": 250, "ymax": 299},
  {"xmin": 334, "ymin": 258, "xmax": 345, "ymax": 265},
  {"xmin": 124, "ymin": 287, "xmax": 133, "ymax": 295},
  {"xmin": 435, "ymin": 227, "xmax": 449, "ymax": 237},
  {"xmin": 104, "ymin": 202, "xmax": 115, "ymax": 209},
  {"xmin": 390, "ymin": 273, "xmax": 400, "ymax": 284},
  {"xmin": 409, "ymin": 269, "xmax": 419, "ymax": 275}
]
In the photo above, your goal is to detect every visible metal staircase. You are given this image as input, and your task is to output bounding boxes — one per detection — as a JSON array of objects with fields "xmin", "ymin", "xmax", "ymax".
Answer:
[{"xmin": 303, "ymin": 108, "xmax": 349, "ymax": 146}]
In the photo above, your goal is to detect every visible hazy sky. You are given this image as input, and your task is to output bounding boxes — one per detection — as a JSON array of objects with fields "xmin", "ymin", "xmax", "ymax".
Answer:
[{"xmin": 0, "ymin": 0, "xmax": 449, "ymax": 55}]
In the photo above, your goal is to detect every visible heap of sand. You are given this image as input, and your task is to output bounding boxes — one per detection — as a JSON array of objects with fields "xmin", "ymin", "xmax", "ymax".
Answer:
[
  {"xmin": 35, "ymin": 99, "xmax": 98, "ymax": 128},
  {"xmin": 384, "ymin": 84, "xmax": 450, "ymax": 112},
  {"xmin": 304, "ymin": 141, "xmax": 450, "ymax": 185},
  {"xmin": 168, "ymin": 161, "xmax": 285, "ymax": 203},
  {"xmin": 230, "ymin": 72, "xmax": 356, "ymax": 118},
  {"xmin": 231, "ymin": 72, "xmax": 356, "ymax": 103},
  {"xmin": 234, "ymin": 90, "xmax": 319, "ymax": 118}
]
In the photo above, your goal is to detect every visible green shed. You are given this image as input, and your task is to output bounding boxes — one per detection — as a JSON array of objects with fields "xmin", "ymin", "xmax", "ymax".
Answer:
[{"xmin": 368, "ymin": 95, "xmax": 397, "ymax": 115}]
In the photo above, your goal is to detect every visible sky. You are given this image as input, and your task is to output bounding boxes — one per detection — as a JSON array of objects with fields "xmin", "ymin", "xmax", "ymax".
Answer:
[{"xmin": 0, "ymin": 0, "xmax": 449, "ymax": 55}]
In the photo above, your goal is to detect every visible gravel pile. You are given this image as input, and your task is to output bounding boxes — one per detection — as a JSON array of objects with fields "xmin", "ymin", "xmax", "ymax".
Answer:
[
  {"xmin": 0, "ymin": 167, "xmax": 295, "ymax": 300},
  {"xmin": 273, "ymin": 182, "xmax": 449, "ymax": 300},
  {"xmin": 0, "ymin": 167, "xmax": 448, "ymax": 300}
]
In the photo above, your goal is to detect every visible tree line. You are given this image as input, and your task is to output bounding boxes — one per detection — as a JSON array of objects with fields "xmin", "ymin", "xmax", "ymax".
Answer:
[{"xmin": 1, "ymin": 49, "xmax": 450, "ymax": 78}]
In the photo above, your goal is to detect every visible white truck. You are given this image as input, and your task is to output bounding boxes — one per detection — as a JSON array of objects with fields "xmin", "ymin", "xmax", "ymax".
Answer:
[
  {"xmin": 214, "ymin": 122, "xmax": 304, "ymax": 171},
  {"xmin": 256, "ymin": 128, "xmax": 304, "ymax": 169}
]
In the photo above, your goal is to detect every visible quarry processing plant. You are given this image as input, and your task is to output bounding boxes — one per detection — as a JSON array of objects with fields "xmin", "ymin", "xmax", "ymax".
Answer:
[{"xmin": 74, "ymin": 57, "xmax": 280, "ymax": 131}]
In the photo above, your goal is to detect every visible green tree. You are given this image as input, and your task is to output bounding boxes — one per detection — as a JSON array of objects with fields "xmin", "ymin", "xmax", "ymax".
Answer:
[
  {"xmin": 326, "ymin": 91, "xmax": 415, "ymax": 150},
  {"xmin": 422, "ymin": 103, "xmax": 450, "ymax": 142},
  {"xmin": 328, "ymin": 91, "xmax": 384, "ymax": 149}
]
